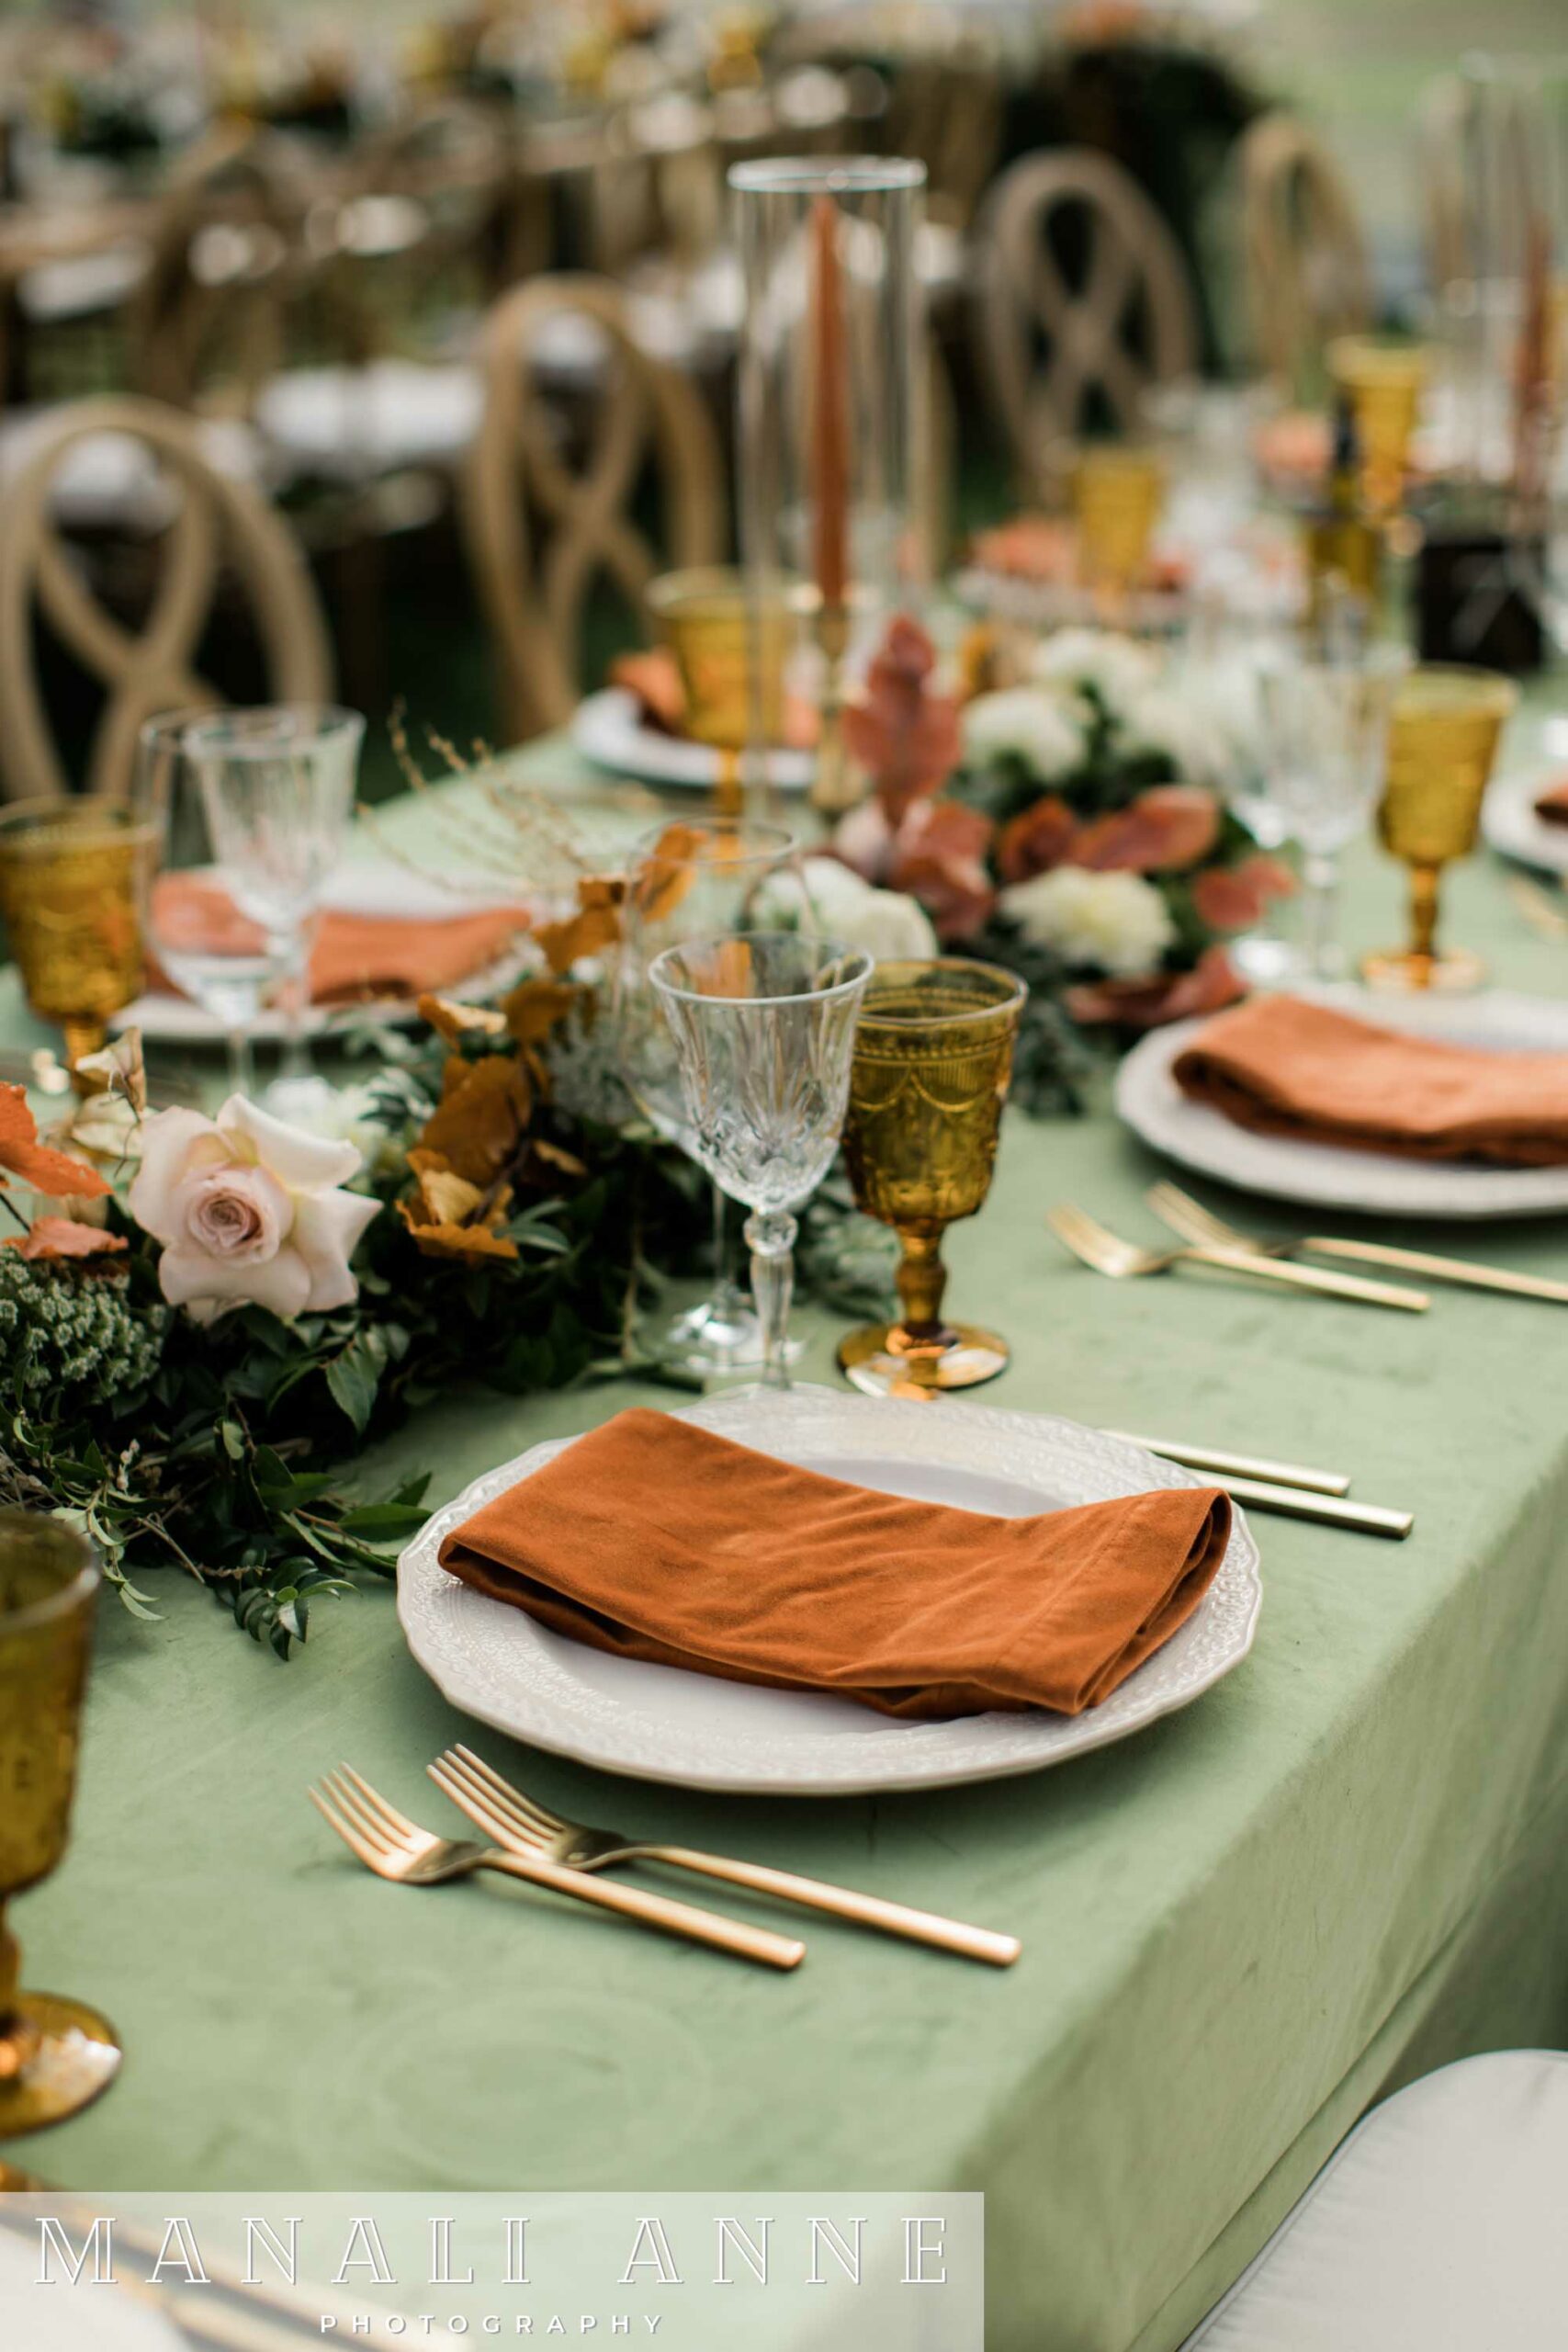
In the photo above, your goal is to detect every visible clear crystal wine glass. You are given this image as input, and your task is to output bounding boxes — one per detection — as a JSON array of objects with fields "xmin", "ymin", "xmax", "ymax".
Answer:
[
  {"xmin": 181, "ymin": 705, "xmax": 364, "ymax": 1119},
  {"xmin": 134, "ymin": 710, "xmax": 275, "ymax": 1095},
  {"xmin": 1258, "ymin": 647, "xmax": 1407, "ymax": 978},
  {"xmin": 615, "ymin": 818, "xmax": 795, "ymax": 1373},
  {"xmin": 649, "ymin": 931, "xmax": 873, "ymax": 1390}
]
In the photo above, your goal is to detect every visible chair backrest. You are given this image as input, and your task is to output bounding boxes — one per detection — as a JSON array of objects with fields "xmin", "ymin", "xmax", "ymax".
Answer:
[
  {"xmin": 1239, "ymin": 111, "xmax": 1372, "ymax": 386},
  {"xmin": 884, "ymin": 52, "xmax": 1003, "ymax": 230},
  {"xmin": 126, "ymin": 128, "xmax": 314, "ymax": 411},
  {"xmin": 0, "ymin": 395, "xmax": 333, "ymax": 801},
  {"xmin": 460, "ymin": 276, "xmax": 727, "ymax": 742},
  {"xmin": 975, "ymin": 149, "xmax": 1199, "ymax": 494}
]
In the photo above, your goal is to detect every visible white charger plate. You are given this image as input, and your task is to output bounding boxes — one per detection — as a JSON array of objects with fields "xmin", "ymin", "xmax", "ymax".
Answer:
[
  {"xmin": 396, "ymin": 1385, "xmax": 1261, "ymax": 1795},
  {"xmin": 573, "ymin": 687, "xmax": 815, "ymax": 795},
  {"xmin": 1117, "ymin": 985, "xmax": 1568, "ymax": 1221},
  {"xmin": 1483, "ymin": 766, "xmax": 1568, "ymax": 876}
]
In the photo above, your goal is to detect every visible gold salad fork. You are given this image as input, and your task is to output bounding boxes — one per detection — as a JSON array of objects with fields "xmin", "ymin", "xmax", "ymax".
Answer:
[
  {"xmin": 1146, "ymin": 1180, "xmax": 1568, "ymax": 1306},
  {"xmin": 309, "ymin": 1765, "xmax": 804, "ymax": 1970},
  {"xmin": 1047, "ymin": 1204, "xmax": 1429, "ymax": 1313},
  {"xmin": 431, "ymin": 1747, "xmax": 1022, "ymax": 1968}
]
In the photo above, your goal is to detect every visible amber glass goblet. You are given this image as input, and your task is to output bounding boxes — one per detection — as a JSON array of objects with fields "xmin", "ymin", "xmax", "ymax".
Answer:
[
  {"xmin": 0, "ymin": 1511, "xmax": 120, "ymax": 2140},
  {"xmin": 1363, "ymin": 665, "xmax": 1517, "ymax": 993},
  {"xmin": 1327, "ymin": 335, "xmax": 1429, "ymax": 515},
  {"xmin": 646, "ymin": 566, "xmax": 793, "ymax": 818},
  {"xmin": 838, "ymin": 958, "xmax": 1027, "ymax": 1398},
  {"xmin": 0, "ymin": 797, "xmax": 153, "ymax": 1071},
  {"xmin": 1072, "ymin": 447, "xmax": 1164, "ymax": 594}
]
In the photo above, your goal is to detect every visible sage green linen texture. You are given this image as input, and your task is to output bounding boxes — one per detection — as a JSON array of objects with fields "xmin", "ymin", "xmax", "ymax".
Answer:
[{"xmin": 12, "ymin": 751, "xmax": 1568, "ymax": 2352}]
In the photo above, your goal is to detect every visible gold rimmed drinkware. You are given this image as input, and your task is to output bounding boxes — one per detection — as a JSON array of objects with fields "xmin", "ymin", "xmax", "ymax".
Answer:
[
  {"xmin": 1326, "ymin": 335, "xmax": 1429, "ymax": 515},
  {"xmin": 1072, "ymin": 446, "xmax": 1164, "ymax": 594},
  {"xmin": 0, "ymin": 797, "xmax": 153, "ymax": 1069},
  {"xmin": 646, "ymin": 566, "xmax": 793, "ymax": 818},
  {"xmin": 1363, "ymin": 664, "xmax": 1517, "ymax": 992},
  {"xmin": 0, "ymin": 1511, "xmax": 120, "ymax": 2139},
  {"xmin": 839, "ymin": 958, "xmax": 1027, "ymax": 1397}
]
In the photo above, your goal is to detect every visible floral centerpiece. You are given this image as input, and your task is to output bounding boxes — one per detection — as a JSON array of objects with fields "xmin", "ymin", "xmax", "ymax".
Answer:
[
  {"xmin": 833, "ymin": 618, "xmax": 1291, "ymax": 1087},
  {"xmin": 0, "ymin": 866, "xmax": 893, "ymax": 1659}
]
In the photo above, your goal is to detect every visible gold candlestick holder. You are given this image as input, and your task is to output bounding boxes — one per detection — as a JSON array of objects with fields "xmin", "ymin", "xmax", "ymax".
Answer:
[
  {"xmin": 0, "ymin": 797, "xmax": 152, "ymax": 1073},
  {"xmin": 1363, "ymin": 665, "xmax": 1517, "ymax": 992},
  {"xmin": 838, "ymin": 958, "xmax": 1027, "ymax": 1397},
  {"xmin": 0, "ymin": 1512, "xmax": 120, "ymax": 2141}
]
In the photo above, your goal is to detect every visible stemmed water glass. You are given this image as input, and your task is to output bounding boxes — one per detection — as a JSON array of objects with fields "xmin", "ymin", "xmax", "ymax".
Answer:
[
  {"xmin": 615, "ymin": 817, "xmax": 795, "ymax": 1373},
  {"xmin": 135, "ymin": 710, "xmax": 276, "ymax": 1096},
  {"xmin": 649, "ymin": 932, "xmax": 873, "ymax": 1391},
  {"xmin": 1257, "ymin": 648, "xmax": 1408, "ymax": 979},
  {"xmin": 181, "ymin": 704, "xmax": 364, "ymax": 1119}
]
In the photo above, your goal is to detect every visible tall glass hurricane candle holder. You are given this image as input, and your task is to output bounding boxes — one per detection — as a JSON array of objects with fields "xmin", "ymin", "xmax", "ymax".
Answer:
[
  {"xmin": 731, "ymin": 155, "xmax": 926, "ymax": 817},
  {"xmin": 649, "ymin": 932, "xmax": 873, "ymax": 1390}
]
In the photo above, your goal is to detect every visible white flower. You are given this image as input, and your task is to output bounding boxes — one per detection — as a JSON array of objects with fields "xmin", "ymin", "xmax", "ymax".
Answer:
[
  {"xmin": 999, "ymin": 865, "xmax": 1175, "ymax": 977},
  {"xmin": 961, "ymin": 687, "xmax": 1086, "ymax": 783},
  {"xmin": 129, "ymin": 1095, "xmax": 379, "ymax": 1325},
  {"xmin": 1032, "ymin": 629, "xmax": 1159, "ymax": 713},
  {"xmin": 756, "ymin": 856, "xmax": 939, "ymax": 962},
  {"xmin": 1120, "ymin": 686, "xmax": 1234, "ymax": 789}
]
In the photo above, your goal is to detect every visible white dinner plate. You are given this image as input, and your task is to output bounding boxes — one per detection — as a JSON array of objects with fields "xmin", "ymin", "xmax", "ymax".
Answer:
[
  {"xmin": 1116, "ymin": 984, "xmax": 1568, "ymax": 1221},
  {"xmin": 114, "ymin": 863, "xmax": 535, "ymax": 1045},
  {"xmin": 1483, "ymin": 765, "xmax": 1568, "ymax": 876},
  {"xmin": 397, "ymin": 1386, "xmax": 1261, "ymax": 1795},
  {"xmin": 572, "ymin": 687, "xmax": 815, "ymax": 795}
]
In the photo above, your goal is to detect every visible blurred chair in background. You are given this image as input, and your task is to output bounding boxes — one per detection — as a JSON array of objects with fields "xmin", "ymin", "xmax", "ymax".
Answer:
[
  {"xmin": 460, "ymin": 275, "xmax": 726, "ymax": 741},
  {"xmin": 1239, "ymin": 110, "xmax": 1371, "ymax": 390},
  {"xmin": 975, "ymin": 148, "xmax": 1199, "ymax": 502},
  {"xmin": 0, "ymin": 395, "xmax": 332, "ymax": 801}
]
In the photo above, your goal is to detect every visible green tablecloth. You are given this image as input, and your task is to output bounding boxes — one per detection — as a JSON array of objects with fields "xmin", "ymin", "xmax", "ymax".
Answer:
[{"xmin": 14, "ymin": 753, "xmax": 1568, "ymax": 2352}]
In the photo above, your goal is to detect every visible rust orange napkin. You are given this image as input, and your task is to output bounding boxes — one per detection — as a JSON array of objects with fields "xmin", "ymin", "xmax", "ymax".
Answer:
[
  {"xmin": 436, "ymin": 1408, "xmax": 1231, "ymax": 1720},
  {"xmin": 150, "ymin": 875, "xmax": 527, "ymax": 1005},
  {"xmin": 1534, "ymin": 776, "xmax": 1568, "ymax": 828},
  {"xmin": 1173, "ymin": 994, "xmax": 1568, "ymax": 1166}
]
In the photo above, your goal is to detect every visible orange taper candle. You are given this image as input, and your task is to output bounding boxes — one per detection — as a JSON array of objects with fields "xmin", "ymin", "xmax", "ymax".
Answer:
[{"xmin": 810, "ymin": 192, "xmax": 850, "ymax": 612}]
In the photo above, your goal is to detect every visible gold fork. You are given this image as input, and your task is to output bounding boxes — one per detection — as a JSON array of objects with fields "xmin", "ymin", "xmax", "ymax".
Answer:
[
  {"xmin": 430, "ymin": 1746, "xmax": 1021, "ymax": 1968},
  {"xmin": 1047, "ymin": 1204, "xmax": 1429, "ymax": 1312},
  {"xmin": 309, "ymin": 1765, "xmax": 804, "ymax": 1970},
  {"xmin": 1146, "ymin": 1180, "xmax": 1568, "ymax": 1307}
]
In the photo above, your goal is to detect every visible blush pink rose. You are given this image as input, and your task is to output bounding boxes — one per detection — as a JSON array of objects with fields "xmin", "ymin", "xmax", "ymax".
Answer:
[{"xmin": 129, "ymin": 1095, "xmax": 379, "ymax": 1325}]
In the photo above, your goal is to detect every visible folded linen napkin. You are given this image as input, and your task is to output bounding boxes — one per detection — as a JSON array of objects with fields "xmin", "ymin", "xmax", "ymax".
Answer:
[
  {"xmin": 1172, "ymin": 994, "xmax": 1568, "ymax": 1167},
  {"xmin": 150, "ymin": 875, "xmax": 527, "ymax": 1004},
  {"xmin": 437, "ymin": 1408, "xmax": 1231, "ymax": 1720},
  {"xmin": 1533, "ymin": 776, "xmax": 1568, "ymax": 828}
]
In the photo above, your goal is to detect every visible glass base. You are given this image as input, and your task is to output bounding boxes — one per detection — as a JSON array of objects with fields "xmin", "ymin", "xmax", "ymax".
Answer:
[
  {"xmin": 662, "ymin": 1295, "xmax": 804, "ymax": 1377},
  {"xmin": 260, "ymin": 1071, "xmax": 341, "ymax": 1125},
  {"xmin": 838, "ymin": 1322, "xmax": 1010, "ymax": 1399},
  {"xmin": 0, "ymin": 1993, "xmax": 121, "ymax": 2138},
  {"xmin": 1360, "ymin": 945, "xmax": 1486, "ymax": 994}
]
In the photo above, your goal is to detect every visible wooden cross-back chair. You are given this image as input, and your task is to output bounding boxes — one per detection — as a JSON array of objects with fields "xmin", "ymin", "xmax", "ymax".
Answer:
[
  {"xmin": 975, "ymin": 149, "xmax": 1199, "ymax": 499},
  {"xmin": 460, "ymin": 276, "xmax": 727, "ymax": 742},
  {"xmin": 884, "ymin": 52, "xmax": 1003, "ymax": 231},
  {"xmin": 126, "ymin": 127, "xmax": 319, "ymax": 413},
  {"xmin": 343, "ymin": 97, "xmax": 545, "ymax": 322},
  {"xmin": 1239, "ymin": 111, "xmax": 1372, "ymax": 388},
  {"xmin": 0, "ymin": 396, "xmax": 333, "ymax": 802}
]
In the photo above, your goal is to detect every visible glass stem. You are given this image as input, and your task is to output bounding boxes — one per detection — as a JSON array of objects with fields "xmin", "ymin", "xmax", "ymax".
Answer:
[
  {"xmin": 1408, "ymin": 863, "xmax": 1441, "ymax": 973},
  {"xmin": 895, "ymin": 1227, "xmax": 952, "ymax": 1345},
  {"xmin": 707, "ymin": 1181, "xmax": 744, "ymax": 1321},
  {"xmin": 1300, "ymin": 851, "xmax": 1342, "ymax": 980},
  {"xmin": 271, "ymin": 922, "xmax": 316, "ymax": 1082},
  {"xmin": 226, "ymin": 1024, "xmax": 255, "ymax": 1098},
  {"xmin": 0, "ymin": 1900, "xmax": 36, "ymax": 2086},
  {"xmin": 744, "ymin": 1209, "xmax": 797, "ymax": 1391}
]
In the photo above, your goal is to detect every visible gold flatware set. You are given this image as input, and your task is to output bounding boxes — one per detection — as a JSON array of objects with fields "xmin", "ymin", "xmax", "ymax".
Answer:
[
  {"xmin": 311, "ymin": 1758, "xmax": 1021, "ymax": 1972},
  {"xmin": 1046, "ymin": 1203, "xmax": 1431, "ymax": 1312}
]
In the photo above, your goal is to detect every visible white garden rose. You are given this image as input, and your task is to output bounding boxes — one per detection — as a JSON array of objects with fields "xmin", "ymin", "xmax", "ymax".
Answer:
[
  {"xmin": 1032, "ymin": 628, "xmax": 1159, "ymax": 713},
  {"xmin": 1120, "ymin": 686, "xmax": 1234, "ymax": 790},
  {"xmin": 756, "ymin": 857, "xmax": 939, "ymax": 961},
  {"xmin": 961, "ymin": 686, "xmax": 1086, "ymax": 783},
  {"xmin": 999, "ymin": 865, "xmax": 1175, "ymax": 977},
  {"xmin": 130, "ymin": 1095, "xmax": 379, "ymax": 1325}
]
